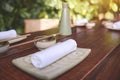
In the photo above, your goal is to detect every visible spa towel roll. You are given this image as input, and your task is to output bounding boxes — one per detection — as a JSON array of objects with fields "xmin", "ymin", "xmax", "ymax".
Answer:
[
  {"xmin": 31, "ymin": 39, "xmax": 77, "ymax": 68},
  {"xmin": 0, "ymin": 29, "xmax": 17, "ymax": 40},
  {"xmin": 75, "ymin": 18, "xmax": 88, "ymax": 25},
  {"xmin": 113, "ymin": 21, "xmax": 120, "ymax": 29}
]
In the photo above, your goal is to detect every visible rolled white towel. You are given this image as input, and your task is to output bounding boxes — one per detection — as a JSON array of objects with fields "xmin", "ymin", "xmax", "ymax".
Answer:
[
  {"xmin": 75, "ymin": 18, "xmax": 88, "ymax": 25},
  {"xmin": 31, "ymin": 39, "xmax": 77, "ymax": 68},
  {"xmin": 0, "ymin": 29, "xmax": 17, "ymax": 40},
  {"xmin": 113, "ymin": 21, "xmax": 120, "ymax": 29}
]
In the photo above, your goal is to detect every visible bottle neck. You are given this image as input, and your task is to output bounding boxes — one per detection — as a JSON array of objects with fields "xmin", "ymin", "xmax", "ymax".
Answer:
[{"xmin": 62, "ymin": 2, "xmax": 68, "ymax": 9}]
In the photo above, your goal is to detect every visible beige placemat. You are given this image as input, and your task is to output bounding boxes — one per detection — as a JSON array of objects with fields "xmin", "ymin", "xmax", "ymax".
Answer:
[{"xmin": 12, "ymin": 48, "xmax": 91, "ymax": 80}]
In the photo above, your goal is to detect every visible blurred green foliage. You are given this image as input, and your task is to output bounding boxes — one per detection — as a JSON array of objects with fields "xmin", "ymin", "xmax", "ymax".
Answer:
[{"xmin": 0, "ymin": 0, "xmax": 120, "ymax": 34}]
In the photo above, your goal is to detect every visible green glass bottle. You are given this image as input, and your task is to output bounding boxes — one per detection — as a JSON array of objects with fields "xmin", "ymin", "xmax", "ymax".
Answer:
[{"xmin": 59, "ymin": 2, "xmax": 72, "ymax": 35}]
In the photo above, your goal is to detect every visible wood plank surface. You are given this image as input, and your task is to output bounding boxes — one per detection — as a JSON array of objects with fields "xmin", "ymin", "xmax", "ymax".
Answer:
[{"xmin": 0, "ymin": 25, "xmax": 120, "ymax": 80}]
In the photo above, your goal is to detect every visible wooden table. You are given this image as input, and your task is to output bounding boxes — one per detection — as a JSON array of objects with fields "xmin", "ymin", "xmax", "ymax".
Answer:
[{"xmin": 0, "ymin": 25, "xmax": 120, "ymax": 80}]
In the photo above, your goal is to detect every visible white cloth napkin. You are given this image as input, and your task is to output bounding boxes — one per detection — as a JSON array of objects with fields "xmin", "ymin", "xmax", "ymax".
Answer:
[
  {"xmin": 0, "ymin": 29, "xmax": 17, "ymax": 40},
  {"xmin": 31, "ymin": 39, "xmax": 77, "ymax": 68},
  {"xmin": 113, "ymin": 21, "xmax": 120, "ymax": 29}
]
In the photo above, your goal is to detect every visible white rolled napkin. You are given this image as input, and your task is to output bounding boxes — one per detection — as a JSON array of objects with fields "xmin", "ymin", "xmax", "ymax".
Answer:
[
  {"xmin": 31, "ymin": 39, "xmax": 77, "ymax": 68},
  {"xmin": 0, "ymin": 29, "xmax": 17, "ymax": 40},
  {"xmin": 113, "ymin": 21, "xmax": 120, "ymax": 29}
]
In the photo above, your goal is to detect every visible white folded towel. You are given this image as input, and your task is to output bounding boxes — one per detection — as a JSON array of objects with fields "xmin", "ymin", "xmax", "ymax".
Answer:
[
  {"xmin": 0, "ymin": 29, "xmax": 17, "ymax": 40},
  {"xmin": 31, "ymin": 39, "xmax": 77, "ymax": 68},
  {"xmin": 113, "ymin": 21, "xmax": 120, "ymax": 29}
]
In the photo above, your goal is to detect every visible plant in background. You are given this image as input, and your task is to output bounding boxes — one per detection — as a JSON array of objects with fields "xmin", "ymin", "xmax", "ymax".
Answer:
[
  {"xmin": 0, "ymin": 0, "xmax": 120, "ymax": 34},
  {"xmin": 109, "ymin": 0, "xmax": 120, "ymax": 19},
  {"xmin": 68, "ymin": 0, "xmax": 99, "ymax": 21},
  {"xmin": 97, "ymin": 0, "xmax": 120, "ymax": 20},
  {"xmin": 0, "ymin": 0, "xmax": 26, "ymax": 34},
  {"xmin": 0, "ymin": 0, "xmax": 62, "ymax": 34}
]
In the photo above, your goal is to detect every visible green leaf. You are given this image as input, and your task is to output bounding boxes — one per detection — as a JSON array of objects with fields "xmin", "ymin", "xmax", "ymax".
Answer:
[
  {"xmin": 19, "ymin": 8, "xmax": 31, "ymax": 18},
  {"xmin": 110, "ymin": 2, "xmax": 118, "ymax": 12},
  {"xmin": 90, "ymin": 0, "xmax": 99, "ymax": 4},
  {"xmin": 0, "ymin": 14, "xmax": 5, "ymax": 31},
  {"xmin": 2, "ymin": 3, "xmax": 14, "ymax": 12},
  {"xmin": 105, "ymin": 11, "xmax": 114, "ymax": 20}
]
